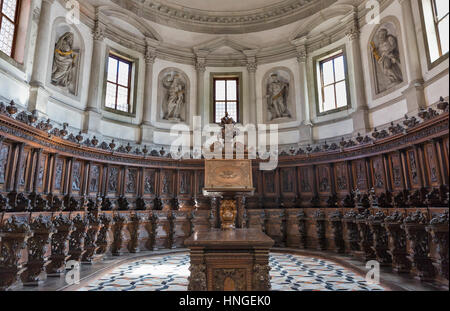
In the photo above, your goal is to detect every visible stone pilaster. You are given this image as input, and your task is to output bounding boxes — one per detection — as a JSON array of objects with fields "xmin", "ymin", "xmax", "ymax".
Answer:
[
  {"xmin": 28, "ymin": 0, "xmax": 55, "ymax": 116},
  {"xmin": 292, "ymin": 38, "xmax": 313, "ymax": 144},
  {"xmin": 245, "ymin": 50, "xmax": 258, "ymax": 125},
  {"xmin": 84, "ymin": 15, "xmax": 107, "ymax": 133},
  {"xmin": 195, "ymin": 50, "xmax": 208, "ymax": 123},
  {"xmin": 398, "ymin": 0, "xmax": 426, "ymax": 113},
  {"xmin": 140, "ymin": 39, "xmax": 157, "ymax": 144},
  {"xmin": 345, "ymin": 13, "xmax": 370, "ymax": 135}
]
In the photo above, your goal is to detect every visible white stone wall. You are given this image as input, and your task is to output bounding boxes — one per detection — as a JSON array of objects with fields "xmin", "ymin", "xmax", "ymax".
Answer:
[{"xmin": 0, "ymin": 0, "xmax": 448, "ymax": 148}]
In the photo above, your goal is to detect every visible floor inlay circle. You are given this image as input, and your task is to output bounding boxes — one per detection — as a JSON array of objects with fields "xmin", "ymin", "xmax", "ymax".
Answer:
[{"xmin": 78, "ymin": 252, "xmax": 386, "ymax": 291}]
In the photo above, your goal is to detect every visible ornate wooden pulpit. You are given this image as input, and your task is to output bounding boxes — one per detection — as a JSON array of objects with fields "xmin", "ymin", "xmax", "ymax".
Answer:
[{"xmin": 184, "ymin": 159, "xmax": 274, "ymax": 291}]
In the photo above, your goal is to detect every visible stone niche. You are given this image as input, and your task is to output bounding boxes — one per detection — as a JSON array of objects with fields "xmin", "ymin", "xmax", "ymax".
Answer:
[
  {"xmin": 368, "ymin": 17, "xmax": 406, "ymax": 98},
  {"xmin": 157, "ymin": 68, "xmax": 190, "ymax": 123},
  {"xmin": 49, "ymin": 21, "xmax": 83, "ymax": 97},
  {"xmin": 262, "ymin": 67, "xmax": 296, "ymax": 123}
]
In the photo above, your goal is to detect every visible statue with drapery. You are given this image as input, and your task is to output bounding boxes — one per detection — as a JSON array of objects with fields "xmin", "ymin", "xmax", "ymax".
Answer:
[{"xmin": 51, "ymin": 32, "xmax": 77, "ymax": 88}]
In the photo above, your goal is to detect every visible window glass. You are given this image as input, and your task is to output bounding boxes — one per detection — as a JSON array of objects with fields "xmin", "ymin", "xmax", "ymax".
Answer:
[
  {"xmin": 105, "ymin": 54, "xmax": 132, "ymax": 113},
  {"xmin": 318, "ymin": 53, "xmax": 348, "ymax": 113},
  {"xmin": 214, "ymin": 78, "xmax": 239, "ymax": 123},
  {"xmin": 0, "ymin": 0, "xmax": 19, "ymax": 57}
]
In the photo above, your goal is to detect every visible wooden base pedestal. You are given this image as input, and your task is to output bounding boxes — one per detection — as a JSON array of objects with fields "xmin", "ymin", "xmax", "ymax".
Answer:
[{"xmin": 184, "ymin": 229, "xmax": 274, "ymax": 291}]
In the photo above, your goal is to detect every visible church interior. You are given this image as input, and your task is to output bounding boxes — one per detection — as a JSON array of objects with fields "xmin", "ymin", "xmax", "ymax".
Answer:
[{"xmin": 0, "ymin": 0, "xmax": 449, "ymax": 295}]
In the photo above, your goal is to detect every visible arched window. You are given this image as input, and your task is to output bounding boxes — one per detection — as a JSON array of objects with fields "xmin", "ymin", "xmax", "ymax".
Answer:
[{"xmin": 0, "ymin": 0, "xmax": 20, "ymax": 57}]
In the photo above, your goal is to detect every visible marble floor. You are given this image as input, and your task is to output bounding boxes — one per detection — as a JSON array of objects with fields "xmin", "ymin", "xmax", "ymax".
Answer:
[{"xmin": 78, "ymin": 252, "xmax": 386, "ymax": 291}]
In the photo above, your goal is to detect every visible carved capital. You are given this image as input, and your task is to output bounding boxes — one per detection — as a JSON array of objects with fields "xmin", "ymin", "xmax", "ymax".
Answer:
[
  {"xmin": 195, "ymin": 60, "xmax": 206, "ymax": 73},
  {"xmin": 246, "ymin": 61, "xmax": 257, "ymax": 73},
  {"xmin": 92, "ymin": 20, "xmax": 105, "ymax": 41},
  {"xmin": 295, "ymin": 45, "xmax": 307, "ymax": 63},
  {"xmin": 346, "ymin": 27, "xmax": 360, "ymax": 41},
  {"xmin": 145, "ymin": 45, "xmax": 157, "ymax": 65}
]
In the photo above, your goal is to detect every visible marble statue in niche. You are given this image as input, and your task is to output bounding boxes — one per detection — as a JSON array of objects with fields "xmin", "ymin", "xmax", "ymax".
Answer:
[
  {"xmin": 51, "ymin": 32, "xmax": 79, "ymax": 94},
  {"xmin": 144, "ymin": 172, "xmax": 154, "ymax": 194},
  {"xmin": 266, "ymin": 73, "xmax": 291, "ymax": 121},
  {"xmin": 370, "ymin": 24, "xmax": 403, "ymax": 94},
  {"xmin": 162, "ymin": 72, "xmax": 186, "ymax": 121}
]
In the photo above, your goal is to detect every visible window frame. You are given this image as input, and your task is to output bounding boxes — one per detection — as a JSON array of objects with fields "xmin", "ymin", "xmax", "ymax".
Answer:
[
  {"xmin": 315, "ymin": 50, "xmax": 350, "ymax": 115},
  {"xmin": 0, "ymin": 0, "xmax": 21, "ymax": 58},
  {"xmin": 213, "ymin": 77, "xmax": 240, "ymax": 124},
  {"xmin": 419, "ymin": 0, "xmax": 449, "ymax": 69},
  {"xmin": 105, "ymin": 53, "xmax": 132, "ymax": 113}
]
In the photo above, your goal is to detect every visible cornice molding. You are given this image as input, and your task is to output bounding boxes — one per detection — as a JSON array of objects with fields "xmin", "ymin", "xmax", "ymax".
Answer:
[
  {"xmin": 109, "ymin": 0, "xmax": 338, "ymax": 34},
  {"xmin": 74, "ymin": 0, "xmax": 392, "ymax": 67}
]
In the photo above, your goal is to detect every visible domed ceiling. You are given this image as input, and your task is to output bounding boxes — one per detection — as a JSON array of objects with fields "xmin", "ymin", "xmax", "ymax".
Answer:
[
  {"xmin": 154, "ymin": 0, "xmax": 291, "ymax": 12},
  {"xmin": 106, "ymin": 0, "xmax": 339, "ymax": 34}
]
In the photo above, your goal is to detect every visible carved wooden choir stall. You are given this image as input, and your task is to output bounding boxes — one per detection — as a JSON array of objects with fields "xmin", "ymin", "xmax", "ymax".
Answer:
[{"xmin": 0, "ymin": 99, "xmax": 449, "ymax": 290}]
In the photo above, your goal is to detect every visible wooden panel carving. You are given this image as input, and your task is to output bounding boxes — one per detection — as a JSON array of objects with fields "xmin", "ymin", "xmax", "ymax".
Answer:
[
  {"xmin": 424, "ymin": 143, "xmax": 441, "ymax": 186},
  {"xmin": 178, "ymin": 170, "xmax": 192, "ymax": 195},
  {"xmin": 280, "ymin": 168, "xmax": 295, "ymax": 194},
  {"xmin": 204, "ymin": 160, "xmax": 252, "ymax": 190},
  {"xmin": 160, "ymin": 170, "xmax": 173, "ymax": 196},
  {"xmin": 107, "ymin": 166, "xmax": 119, "ymax": 194},
  {"xmin": 317, "ymin": 165, "xmax": 331, "ymax": 194},
  {"xmin": 352, "ymin": 160, "xmax": 368, "ymax": 191},
  {"xmin": 0, "ymin": 143, "xmax": 10, "ymax": 184},
  {"xmin": 334, "ymin": 162, "xmax": 349, "ymax": 194},
  {"xmin": 89, "ymin": 164, "xmax": 100, "ymax": 194},
  {"xmin": 299, "ymin": 167, "xmax": 313, "ymax": 194},
  {"xmin": 371, "ymin": 156, "xmax": 386, "ymax": 191},
  {"xmin": 143, "ymin": 169, "xmax": 156, "ymax": 195},
  {"xmin": 125, "ymin": 168, "xmax": 138, "ymax": 194},
  {"xmin": 36, "ymin": 154, "xmax": 47, "ymax": 191},
  {"xmin": 18, "ymin": 149, "xmax": 30, "ymax": 188},
  {"xmin": 71, "ymin": 161, "xmax": 82, "ymax": 193},
  {"xmin": 389, "ymin": 153, "xmax": 404, "ymax": 191},
  {"xmin": 53, "ymin": 158, "xmax": 65, "ymax": 192},
  {"xmin": 263, "ymin": 170, "xmax": 277, "ymax": 195},
  {"xmin": 406, "ymin": 149, "xmax": 421, "ymax": 188}
]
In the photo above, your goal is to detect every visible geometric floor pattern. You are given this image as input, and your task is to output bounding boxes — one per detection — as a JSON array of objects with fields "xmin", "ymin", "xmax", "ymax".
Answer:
[{"xmin": 78, "ymin": 252, "xmax": 386, "ymax": 291}]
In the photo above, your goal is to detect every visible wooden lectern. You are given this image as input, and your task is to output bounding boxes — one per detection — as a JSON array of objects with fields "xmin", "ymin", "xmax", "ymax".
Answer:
[
  {"xmin": 203, "ymin": 159, "xmax": 254, "ymax": 230},
  {"xmin": 184, "ymin": 159, "xmax": 274, "ymax": 291}
]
